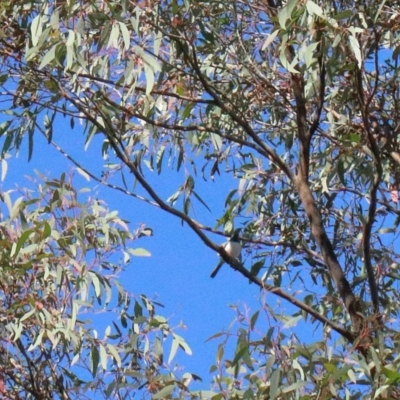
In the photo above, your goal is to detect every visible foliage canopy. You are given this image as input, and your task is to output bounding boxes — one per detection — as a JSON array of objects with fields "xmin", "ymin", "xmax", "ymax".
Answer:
[{"xmin": 1, "ymin": 0, "xmax": 400, "ymax": 398}]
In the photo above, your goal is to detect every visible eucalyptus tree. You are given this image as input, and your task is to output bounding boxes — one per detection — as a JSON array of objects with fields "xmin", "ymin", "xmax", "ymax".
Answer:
[
  {"xmin": 1, "ymin": 0, "xmax": 400, "ymax": 398},
  {"xmin": 0, "ymin": 173, "xmax": 194, "ymax": 399}
]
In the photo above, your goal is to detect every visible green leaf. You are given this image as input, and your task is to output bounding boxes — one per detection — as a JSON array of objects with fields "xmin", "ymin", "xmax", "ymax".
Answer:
[
  {"xmin": 156, "ymin": 146, "xmax": 165, "ymax": 174},
  {"xmin": 1, "ymin": 159, "xmax": 7, "ymax": 182},
  {"xmin": 278, "ymin": 2, "xmax": 291, "ymax": 29},
  {"xmin": 145, "ymin": 66, "xmax": 155, "ymax": 95},
  {"xmin": 128, "ymin": 247, "xmax": 151, "ymax": 256},
  {"xmin": 282, "ymin": 381, "xmax": 308, "ymax": 393},
  {"xmin": 181, "ymin": 103, "xmax": 194, "ymax": 119},
  {"xmin": 12, "ymin": 228, "xmax": 35, "ymax": 258},
  {"xmin": 69, "ymin": 300, "xmax": 78, "ymax": 330},
  {"xmin": 42, "ymin": 221, "xmax": 52, "ymax": 238},
  {"xmin": 270, "ymin": 368, "xmax": 281, "ymax": 399},
  {"xmin": 27, "ymin": 330, "xmax": 44, "ymax": 351},
  {"xmin": 377, "ymin": 227, "xmax": 396, "ymax": 234},
  {"xmin": 19, "ymin": 308, "xmax": 36, "ymax": 322},
  {"xmin": 0, "ymin": 73, "xmax": 8, "ymax": 84},
  {"xmin": 306, "ymin": 0, "xmax": 324, "ymax": 17},
  {"xmin": 282, "ymin": 314, "xmax": 302, "ymax": 328},
  {"xmin": 348, "ymin": 133, "xmax": 360, "ymax": 143},
  {"xmin": 168, "ymin": 333, "xmax": 192, "ymax": 364},
  {"xmin": 347, "ymin": 368, "xmax": 357, "ymax": 384},
  {"xmin": 333, "ymin": 10, "xmax": 353, "ymax": 20},
  {"xmin": 139, "ymin": 227, "xmax": 153, "ymax": 237},
  {"xmin": 89, "ymin": 272, "xmax": 102, "ymax": 300},
  {"xmin": 153, "ymin": 385, "xmax": 175, "ymax": 399},
  {"xmin": 154, "ymin": 30, "xmax": 162, "ymax": 56},
  {"xmin": 91, "ymin": 345, "xmax": 100, "ymax": 377},
  {"xmin": 28, "ymin": 125, "xmax": 34, "ymax": 161},
  {"xmin": 348, "ymin": 32, "xmax": 362, "ymax": 68},
  {"xmin": 107, "ymin": 22, "xmax": 120, "ymax": 49},
  {"xmin": 198, "ymin": 20, "xmax": 214, "ymax": 43},
  {"xmin": 210, "ymin": 133, "xmax": 222, "ymax": 151},
  {"xmin": 39, "ymin": 45, "xmax": 56, "ymax": 69},
  {"xmin": 31, "ymin": 14, "xmax": 43, "ymax": 47},
  {"xmin": 192, "ymin": 190, "xmax": 211, "ymax": 212},
  {"xmin": 107, "ymin": 344, "xmax": 122, "ymax": 368},
  {"xmin": 169, "ymin": 334, "xmax": 179, "ymax": 364},
  {"xmin": 118, "ymin": 21, "xmax": 130, "ymax": 50},
  {"xmin": 250, "ymin": 259, "xmax": 264, "ymax": 277},
  {"xmin": 304, "ymin": 42, "xmax": 319, "ymax": 67},
  {"xmin": 140, "ymin": 49, "xmax": 162, "ymax": 72},
  {"xmin": 99, "ymin": 344, "xmax": 108, "ymax": 371},
  {"xmin": 382, "ymin": 366, "xmax": 400, "ymax": 384},
  {"xmin": 262, "ymin": 29, "xmax": 279, "ymax": 51},
  {"xmin": 250, "ymin": 310, "xmax": 259, "ymax": 330}
]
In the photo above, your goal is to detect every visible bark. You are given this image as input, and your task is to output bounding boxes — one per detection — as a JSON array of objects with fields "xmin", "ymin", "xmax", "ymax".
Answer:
[{"xmin": 295, "ymin": 177, "xmax": 364, "ymax": 334}]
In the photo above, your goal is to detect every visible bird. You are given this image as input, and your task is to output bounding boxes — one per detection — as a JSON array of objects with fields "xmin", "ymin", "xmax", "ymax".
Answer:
[{"xmin": 210, "ymin": 231, "xmax": 242, "ymax": 278}]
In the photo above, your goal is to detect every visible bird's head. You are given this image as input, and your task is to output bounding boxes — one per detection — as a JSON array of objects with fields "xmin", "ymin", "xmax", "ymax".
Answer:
[{"xmin": 230, "ymin": 229, "xmax": 241, "ymax": 242}]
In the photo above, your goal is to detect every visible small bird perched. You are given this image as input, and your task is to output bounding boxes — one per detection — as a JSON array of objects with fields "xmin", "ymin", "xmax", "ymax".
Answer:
[{"xmin": 210, "ymin": 231, "xmax": 242, "ymax": 278}]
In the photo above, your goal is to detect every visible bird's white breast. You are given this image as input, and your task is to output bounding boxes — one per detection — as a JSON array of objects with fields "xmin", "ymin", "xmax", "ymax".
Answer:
[{"xmin": 224, "ymin": 241, "xmax": 241, "ymax": 258}]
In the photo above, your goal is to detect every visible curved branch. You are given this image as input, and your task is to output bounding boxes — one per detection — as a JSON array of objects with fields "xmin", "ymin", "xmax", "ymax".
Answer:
[
  {"xmin": 279, "ymin": 31, "xmax": 364, "ymax": 333},
  {"xmin": 295, "ymin": 177, "xmax": 364, "ymax": 334},
  {"xmin": 97, "ymin": 90, "xmax": 272, "ymax": 160},
  {"xmin": 46, "ymin": 64, "xmax": 354, "ymax": 343},
  {"xmin": 224, "ymin": 256, "xmax": 355, "ymax": 342},
  {"xmin": 354, "ymin": 46, "xmax": 381, "ymax": 318},
  {"xmin": 101, "ymin": 122, "xmax": 354, "ymax": 342}
]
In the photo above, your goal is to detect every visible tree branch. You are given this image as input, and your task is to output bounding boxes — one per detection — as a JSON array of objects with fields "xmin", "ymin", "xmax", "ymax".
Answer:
[
  {"xmin": 97, "ymin": 90, "xmax": 272, "ymax": 161},
  {"xmin": 295, "ymin": 177, "xmax": 364, "ymax": 334},
  {"xmin": 309, "ymin": 28, "xmax": 326, "ymax": 137},
  {"xmin": 354, "ymin": 44, "xmax": 381, "ymax": 318},
  {"xmin": 185, "ymin": 41, "xmax": 294, "ymax": 181},
  {"xmin": 50, "ymin": 55, "xmax": 355, "ymax": 344}
]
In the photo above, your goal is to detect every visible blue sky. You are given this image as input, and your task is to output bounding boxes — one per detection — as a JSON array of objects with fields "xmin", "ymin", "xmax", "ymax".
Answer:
[
  {"xmin": 0, "ymin": 118, "xmax": 253, "ymax": 380},
  {"xmin": 0, "ymin": 114, "xmax": 319, "ymax": 388}
]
